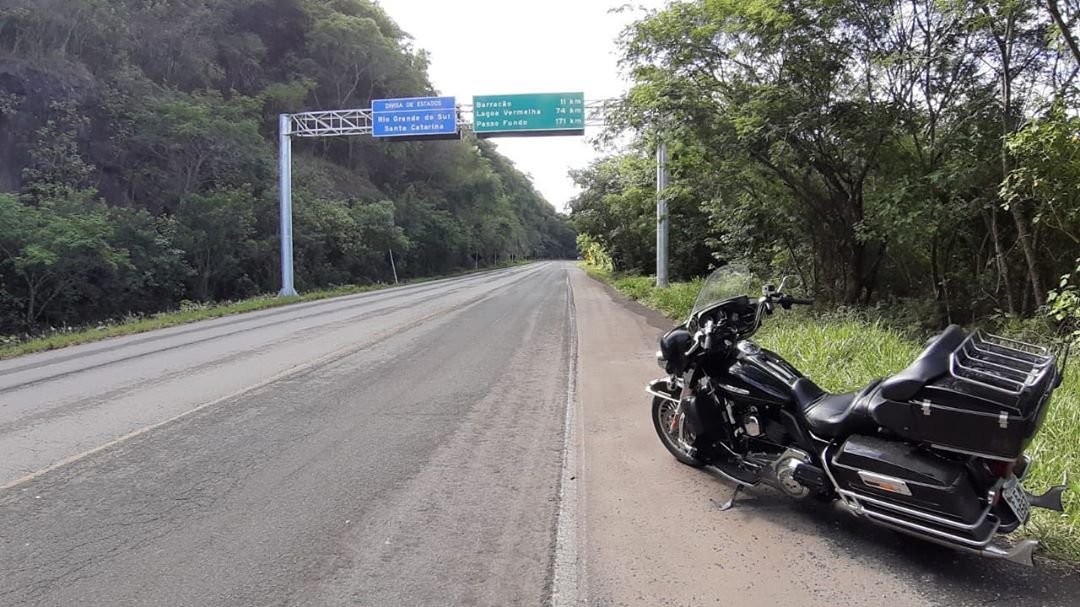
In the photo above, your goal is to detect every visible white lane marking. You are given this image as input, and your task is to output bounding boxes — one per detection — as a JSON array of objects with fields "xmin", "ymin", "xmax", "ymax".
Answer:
[
  {"xmin": 552, "ymin": 269, "xmax": 583, "ymax": 606},
  {"xmin": 0, "ymin": 338, "xmax": 369, "ymax": 491},
  {"xmin": 0, "ymin": 268, "xmax": 546, "ymax": 492}
]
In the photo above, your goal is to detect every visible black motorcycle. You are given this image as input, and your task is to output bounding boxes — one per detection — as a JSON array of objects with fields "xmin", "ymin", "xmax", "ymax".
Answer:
[{"xmin": 647, "ymin": 266, "xmax": 1066, "ymax": 566}]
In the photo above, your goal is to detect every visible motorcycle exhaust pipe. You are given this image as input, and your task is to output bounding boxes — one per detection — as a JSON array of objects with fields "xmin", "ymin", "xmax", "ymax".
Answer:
[{"xmin": 981, "ymin": 539, "xmax": 1039, "ymax": 566}]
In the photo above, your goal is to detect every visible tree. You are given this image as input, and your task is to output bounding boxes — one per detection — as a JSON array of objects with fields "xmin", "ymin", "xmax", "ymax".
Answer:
[
  {"xmin": 0, "ymin": 192, "xmax": 128, "ymax": 327},
  {"xmin": 572, "ymin": 0, "xmax": 1076, "ymax": 323},
  {"xmin": 0, "ymin": 0, "xmax": 575, "ymax": 334},
  {"xmin": 173, "ymin": 189, "xmax": 257, "ymax": 301}
]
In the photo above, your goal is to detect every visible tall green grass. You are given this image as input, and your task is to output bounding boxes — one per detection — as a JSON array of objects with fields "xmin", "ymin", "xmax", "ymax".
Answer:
[{"xmin": 586, "ymin": 264, "xmax": 1080, "ymax": 563}]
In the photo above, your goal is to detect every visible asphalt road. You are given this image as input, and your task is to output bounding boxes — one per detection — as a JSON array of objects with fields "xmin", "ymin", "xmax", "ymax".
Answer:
[
  {"xmin": 1, "ymin": 262, "xmax": 1077, "ymax": 607},
  {"xmin": 0, "ymin": 263, "xmax": 574, "ymax": 606}
]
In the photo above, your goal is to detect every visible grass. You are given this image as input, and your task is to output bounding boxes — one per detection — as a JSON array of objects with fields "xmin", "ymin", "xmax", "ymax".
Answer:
[
  {"xmin": 0, "ymin": 260, "xmax": 532, "ymax": 361},
  {"xmin": 583, "ymin": 263, "xmax": 1080, "ymax": 564}
]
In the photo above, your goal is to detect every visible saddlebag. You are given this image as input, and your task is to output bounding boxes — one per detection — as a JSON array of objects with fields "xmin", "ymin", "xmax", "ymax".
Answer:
[
  {"xmin": 831, "ymin": 435, "xmax": 986, "ymax": 524},
  {"xmin": 872, "ymin": 331, "xmax": 1059, "ymax": 460}
]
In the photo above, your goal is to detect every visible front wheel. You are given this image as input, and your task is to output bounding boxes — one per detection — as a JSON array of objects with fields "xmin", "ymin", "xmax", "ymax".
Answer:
[{"xmin": 651, "ymin": 395, "xmax": 706, "ymax": 468}]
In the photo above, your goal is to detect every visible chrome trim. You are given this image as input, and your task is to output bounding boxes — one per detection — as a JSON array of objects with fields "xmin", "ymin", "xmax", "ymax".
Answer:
[
  {"xmin": 774, "ymin": 447, "xmax": 811, "ymax": 466},
  {"xmin": 972, "ymin": 331, "xmax": 1051, "ymax": 357},
  {"xmin": 870, "ymin": 517, "xmax": 1037, "ymax": 566},
  {"xmin": 947, "ymin": 330, "xmax": 1054, "ymax": 396},
  {"xmin": 982, "ymin": 539, "xmax": 1038, "ymax": 567},
  {"xmin": 819, "ymin": 443, "xmax": 859, "ymax": 509},
  {"xmin": 643, "ymin": 384, "xmax": 678, "ymax": 403},
  {"xmin": 837, "ymin": 489, "xmax": 993, "ymax": 531},
  {"xmin": 743, "ymin": 415, "xmax": 762, "ymax": 437},
  {"xmin": 719, "ymin": 383, "xmax": 750, "ymax": 395},
  {"xmin": 919, "ymin": 400, "xmax": 931, "ymax": 416},
  {"xmin": 986, "ymin": 476, "xmax": 1007, "ymax": 506},
  {"xmin": 1017, "ymin": 454, "xmax": 1033, "ymax": 481},
  {"xmin": 998, "ymin": 410, "xmax": 1009, "ymax": 429},
  {"xmin": 676, "ymin": 412, "xmax": 695, "ymax": 455},
  {"xmin": 857, "ymin": 471, "xmax": 913, "ymax": 497},
  {"xmin": 930, "ymin": 443, "xmax": 1016, "ymax": 462},
  {"xmin": 860, "ymin": 506, "xmax": 998, "ymax": 548},
  {"xmin": 771, "ymin": 448, "xmax": 813, "ymax": 498},
  {"xmin": 736, "ymin": 340, "xmax": 760, "ymax": 355},
  {"xmin": 643, "ymin": 375, "xmax": 678, "ymax": 399}
]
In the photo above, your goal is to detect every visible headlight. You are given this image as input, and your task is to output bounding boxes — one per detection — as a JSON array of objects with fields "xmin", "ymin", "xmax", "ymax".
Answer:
[{"xmin": 656, "ymin": 349, "xmax": 666, "ymax": 370}]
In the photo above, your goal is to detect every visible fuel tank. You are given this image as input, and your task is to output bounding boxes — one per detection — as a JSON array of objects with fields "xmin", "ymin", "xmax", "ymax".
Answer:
[{"xmin": 712, "ymin": 340, "xmax": 803, "ymax": 406}]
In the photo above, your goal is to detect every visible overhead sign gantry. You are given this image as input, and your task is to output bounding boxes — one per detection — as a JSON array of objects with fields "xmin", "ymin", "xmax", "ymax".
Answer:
[{"xmin": 276, "ymin": 92, "xmax": 670, "ymax": 297}]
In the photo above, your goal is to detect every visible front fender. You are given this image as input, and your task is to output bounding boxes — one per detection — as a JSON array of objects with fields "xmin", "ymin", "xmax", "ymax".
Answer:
[{"xmin": 646, "ymin": 378, "xmax": 680, "ymax": 403}]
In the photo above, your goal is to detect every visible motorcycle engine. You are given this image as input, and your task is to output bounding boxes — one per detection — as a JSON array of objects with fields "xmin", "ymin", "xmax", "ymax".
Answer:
[
  {"xmin": 772, "ymin": 449, "xmax": 813, "ymax": 499},
  {"xmin": 741, "ymin": 413, "xmax": 762, "ymax": 437}
]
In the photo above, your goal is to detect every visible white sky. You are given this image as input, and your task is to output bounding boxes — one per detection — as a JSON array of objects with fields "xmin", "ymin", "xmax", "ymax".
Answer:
[{"xmin": 377, "ymin": 0, "xmax": 666, "ymax": 212}]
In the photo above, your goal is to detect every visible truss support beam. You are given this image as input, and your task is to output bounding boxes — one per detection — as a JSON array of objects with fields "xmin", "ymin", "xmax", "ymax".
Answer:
[{"xmin": 275, "ymin": 98, "xmax": 622, "ymax": 296}]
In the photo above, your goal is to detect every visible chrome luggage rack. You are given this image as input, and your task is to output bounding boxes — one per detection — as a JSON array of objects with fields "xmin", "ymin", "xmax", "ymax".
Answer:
[{"xmin": 949, "ymin": 331, "xmax": 1055, "ymax": 397}]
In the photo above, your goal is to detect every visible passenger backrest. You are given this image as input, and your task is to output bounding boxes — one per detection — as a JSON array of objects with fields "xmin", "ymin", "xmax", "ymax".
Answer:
[{"xmin": 879, "ymin": 325, "xmax": 967, "ymax": 401}]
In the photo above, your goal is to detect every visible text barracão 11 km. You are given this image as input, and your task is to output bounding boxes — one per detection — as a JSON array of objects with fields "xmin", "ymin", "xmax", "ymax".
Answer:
[{"xmin": 472, "ymin": 93, "xmax": 585, "ymax": 135}]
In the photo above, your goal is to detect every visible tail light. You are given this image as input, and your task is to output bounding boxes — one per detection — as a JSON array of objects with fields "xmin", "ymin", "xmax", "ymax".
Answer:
[
  {"xmin": 987, "ymin": 459, "xmax": 1017, "ymax": 479},
  {"xmin": 984, "ymin": 457, "xmax": 1024, "ymax": 506}
]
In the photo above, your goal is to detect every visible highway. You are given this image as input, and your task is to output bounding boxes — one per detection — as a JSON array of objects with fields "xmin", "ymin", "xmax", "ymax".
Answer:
[{"xmin": 1, "ymin": 262, "xmax": 1077, "ymax": 606}]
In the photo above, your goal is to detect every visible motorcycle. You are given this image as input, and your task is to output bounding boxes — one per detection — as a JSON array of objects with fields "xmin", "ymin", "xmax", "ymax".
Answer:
[{"xmin": 647, "ymin": 265, "xmax": 1067, "ymax": 566}]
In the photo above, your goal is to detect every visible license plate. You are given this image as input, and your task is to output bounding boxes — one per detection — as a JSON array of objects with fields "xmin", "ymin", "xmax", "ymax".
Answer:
[{"xmin": 1002, "ymin": 478, "xmax": 1030, "ymax": 523}]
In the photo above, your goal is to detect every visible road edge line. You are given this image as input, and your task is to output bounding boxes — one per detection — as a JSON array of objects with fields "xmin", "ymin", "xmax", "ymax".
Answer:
[{"xmin": 551, "ymin": 269, "xmax": 583, "ymax": 607}]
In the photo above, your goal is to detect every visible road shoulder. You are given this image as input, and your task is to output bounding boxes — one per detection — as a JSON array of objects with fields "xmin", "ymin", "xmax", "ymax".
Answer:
[{"xmin": 570, "ymin": 266, "xmax": 1080, "ymax": 607}]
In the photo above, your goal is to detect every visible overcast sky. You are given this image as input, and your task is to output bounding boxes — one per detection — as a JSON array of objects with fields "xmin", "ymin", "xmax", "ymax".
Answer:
[{"xmin": 377, "ymin": 0, "xmax": 665, "ymax": 212}]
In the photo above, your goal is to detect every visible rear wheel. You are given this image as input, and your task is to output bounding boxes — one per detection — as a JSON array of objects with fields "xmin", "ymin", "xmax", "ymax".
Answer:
[{"xmin": 652, "ymin": 395, "xmax": 706, "ymax": 467}]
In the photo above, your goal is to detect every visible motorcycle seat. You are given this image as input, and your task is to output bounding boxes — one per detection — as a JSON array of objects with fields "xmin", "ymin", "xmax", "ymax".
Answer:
[
  {"xmin": 793, "ymin": 377, "xmax": 883, "ymax": 438},
  {"xmin": 879, "ymin": 325, "xmax": 967, "ymax": 401}
]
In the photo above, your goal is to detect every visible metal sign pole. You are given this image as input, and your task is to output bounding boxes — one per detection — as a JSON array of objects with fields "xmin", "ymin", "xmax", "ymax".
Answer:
[
  {"xmin": 656, "ymin": 138, "xmax": 670, "ymax": 288},
  {"xmin": 278, "ymin": 114, "xmax": 298, "ymax": 297}
]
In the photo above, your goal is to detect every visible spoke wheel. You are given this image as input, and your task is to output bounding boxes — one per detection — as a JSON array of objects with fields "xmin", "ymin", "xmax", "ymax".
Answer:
[{"xmin": 651, "ymin": 395, "xmax": 706, "ymax": 468}]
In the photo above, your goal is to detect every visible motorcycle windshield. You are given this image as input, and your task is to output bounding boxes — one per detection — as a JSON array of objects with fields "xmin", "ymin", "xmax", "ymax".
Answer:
[{"xmin": 692, "ymin": 265, "xmax": 756, "ymax": 316}]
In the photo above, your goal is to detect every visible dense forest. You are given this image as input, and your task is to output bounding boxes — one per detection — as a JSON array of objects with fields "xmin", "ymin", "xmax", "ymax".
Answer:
[
  {"xmin": 0, "ymin": 0, "xmax": 576, "ymax": 334},
  {"xmin": 572, "ymin": 0, "xmax": 1080, "ymax": 331}
]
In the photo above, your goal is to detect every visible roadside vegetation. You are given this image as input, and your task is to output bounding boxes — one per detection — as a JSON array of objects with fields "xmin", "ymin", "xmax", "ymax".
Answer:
[
  {"xmin": 0, "ymin": 0, "xmax": 575, "ymax": 339},
  {"xmin": 573, "ymin": 0, "xmax": 1080, "ymax": 327},
  {"xmin": 571, "ymin": 0, "xmax": 1080, "ymax": 565},
  {"xmin": 583, "ymin": 263, "xmax": 1080, "ymax": 564},
  {"xmin": 0, "ymin": 260, "xmax": 531, "ymax": 361}
]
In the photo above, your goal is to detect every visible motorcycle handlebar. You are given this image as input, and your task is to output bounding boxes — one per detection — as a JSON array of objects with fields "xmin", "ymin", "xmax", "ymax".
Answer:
[{"xmin": 773, "ymin": 294, "xmax": 814, "ymax": 310}]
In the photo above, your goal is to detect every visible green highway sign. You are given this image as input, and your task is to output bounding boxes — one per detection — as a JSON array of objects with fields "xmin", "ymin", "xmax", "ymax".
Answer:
[{"xmin": 472, "ymin": 92, "xmax": 585, "ymax": 137}]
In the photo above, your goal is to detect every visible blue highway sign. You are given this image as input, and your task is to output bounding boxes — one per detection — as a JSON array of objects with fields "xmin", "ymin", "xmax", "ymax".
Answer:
[{"xmin": 372, "ymin": 96, "xmax": 458, "ymax": 139}]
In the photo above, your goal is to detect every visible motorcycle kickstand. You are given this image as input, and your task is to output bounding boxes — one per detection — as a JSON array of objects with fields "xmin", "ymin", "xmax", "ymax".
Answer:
[{"xmin": 716, "ymin": 484, "xmax": 742, "ymax": 512}]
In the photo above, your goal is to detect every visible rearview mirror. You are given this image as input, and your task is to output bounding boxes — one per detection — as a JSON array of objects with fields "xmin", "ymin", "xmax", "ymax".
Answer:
[{"xmin": 777, "ymin": 275, "xmax": 801, "ymax": 293}]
